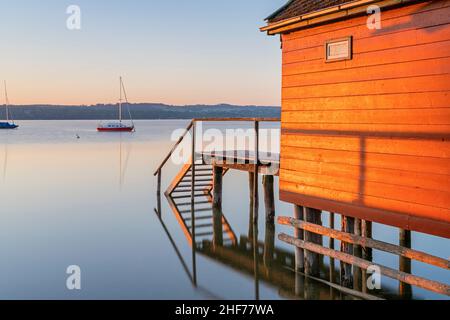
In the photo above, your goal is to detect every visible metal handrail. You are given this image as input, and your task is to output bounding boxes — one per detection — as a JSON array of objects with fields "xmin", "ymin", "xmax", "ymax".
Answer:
[{"xmin": 153, "ymin": 117, "xmax": 280, "ymax": 176}]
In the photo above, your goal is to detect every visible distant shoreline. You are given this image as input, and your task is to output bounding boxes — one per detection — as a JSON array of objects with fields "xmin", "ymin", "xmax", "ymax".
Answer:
[{"xmin": 2, "ymin": 103, "xmax": 281, "ymax": 120}]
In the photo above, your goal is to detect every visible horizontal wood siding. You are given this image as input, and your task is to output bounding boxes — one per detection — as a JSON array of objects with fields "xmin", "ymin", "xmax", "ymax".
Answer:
[{"xmin": 279, "ymin": 0, "xmax": 450, "ymax": 238}]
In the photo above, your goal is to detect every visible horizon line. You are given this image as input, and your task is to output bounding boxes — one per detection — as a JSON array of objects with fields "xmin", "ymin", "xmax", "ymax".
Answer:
[{"xmin": 6, "ymin": 102, "xmax": 281, "ymax": 108}]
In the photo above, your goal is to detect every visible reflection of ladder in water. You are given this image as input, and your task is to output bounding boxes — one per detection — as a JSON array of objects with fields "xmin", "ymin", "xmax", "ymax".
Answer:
[{"xmin": 165, "ymin": 162, "xmax": 236, "ymax": 246}]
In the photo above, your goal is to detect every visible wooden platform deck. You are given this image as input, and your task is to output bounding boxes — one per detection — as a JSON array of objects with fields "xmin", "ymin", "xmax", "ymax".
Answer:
[{"xmin": 199, "ymin": 150, "xmax": 280, "ymax": 176}]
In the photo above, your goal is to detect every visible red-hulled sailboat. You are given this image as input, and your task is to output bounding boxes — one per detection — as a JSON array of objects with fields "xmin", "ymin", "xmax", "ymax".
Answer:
[{"xmin": 97, "ymin": 77, "xmax": 135, "ymax": 132}]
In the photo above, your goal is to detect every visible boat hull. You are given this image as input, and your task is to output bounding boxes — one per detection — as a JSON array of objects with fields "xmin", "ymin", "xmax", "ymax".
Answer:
[
  {"xmin": 0, "ymin": 122, "xmax": 18, "ymax": 129},
  {"xmin": 97, "ymin": 126, "xmax": 134, "ymax": 132}
]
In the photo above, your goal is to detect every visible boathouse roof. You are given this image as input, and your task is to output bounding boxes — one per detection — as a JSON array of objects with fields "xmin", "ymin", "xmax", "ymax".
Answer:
[
  {"xmin": 262, "ymin": 0, "xmax": 424, "ymax": 35},
  {"xmin": 266, "ymin": 0, "xmax": 353, "ymax": 23}
]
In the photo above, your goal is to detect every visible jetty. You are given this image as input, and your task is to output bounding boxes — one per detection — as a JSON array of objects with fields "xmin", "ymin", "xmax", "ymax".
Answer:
[{"xmin": 154, "ymin": 0, "xmax": 450, "ymax": 299}]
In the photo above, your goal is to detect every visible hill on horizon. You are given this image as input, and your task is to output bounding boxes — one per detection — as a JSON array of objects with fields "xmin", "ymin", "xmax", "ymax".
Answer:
[{"xmin": 1, "ymin": 103, "xmax": 281, "ymax": 120}]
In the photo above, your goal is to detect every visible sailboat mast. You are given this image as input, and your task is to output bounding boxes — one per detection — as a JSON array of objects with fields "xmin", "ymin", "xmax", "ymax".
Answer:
[
  {"xmin": 119, "ymin": 77, "xmax": 122, "ymax": 123},
  {"xmin": 4, "ymin": 81, "xmax": 9, "ymax": 122}
]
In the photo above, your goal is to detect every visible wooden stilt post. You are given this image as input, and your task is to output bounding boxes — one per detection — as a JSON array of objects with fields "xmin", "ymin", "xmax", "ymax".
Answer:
[
  {"xmin": 362, "ymin": 219, "xmax": 373, "ymax": 293},
  {"xmin": 295, "ymin": 271, "xmax": 305, "ymax": 298},
  {"xmin": 303, "ymin": 206, "xmax": 322, "ymax": 301},
  {"xmin": 253, "ymin": 120, "xmax": 260, "ymax": 300},
  {"xmin": 156, "ymin": 169, "xmax": 162, "ymax": 217},
  {"xmin": 253, "ymin": 220, "xmax": 260, "ymax": 301},
  {"xmin": 294, "ymin": 205, "xmax": 304, "ymax": 272},
  {"xmin": 341, "ymin": 215, "xmax": 354, "ymax": 288},
  {"xmin": 253, "ymin": 121, "xmax": 259, "ymax": 226},
  {"xmin": 354, "ymin": 218, "xmax": 362, "ymax": 291},
  {"xmin": 362, "ymin": 220, "xmax": 373, "ymax": 260},
  {"xmin": 329, "ymin": 212, "xmax": 336, "ymax": 299},
  {"xmin": 329, "ymin": 212, "xmax": 336, "ymax": 279},
  {"xmin": 191, "ymin": 121, "xmax": 197, "ymax": 285},
  {"xmin": 212, "ymin": 166, "xmax": 223, "ymax": 209},
  {"xmin": 304, "ymin": 207, "xmax": 322, "ymax": 277},
  {"xmin": 399, "ymin": 229, "xmax": 412, "ymax": 299},
  {"xmin": 263, "ymin": 175, "xmax": 275, "ymax": 223},
  {"xmin": 248, "ymin": 172, "xmax": 255, "ymax": 241},
  {"xmin": 264, "ymin": 220, "xmax": 275, "ymax": 268},
  {"xmin": 157, "ymin": 169, "xmax": 161, "ymax": 196},
  {"xmin": 212, "ymin": 165, "xmax": 224, "ymax": 248}
]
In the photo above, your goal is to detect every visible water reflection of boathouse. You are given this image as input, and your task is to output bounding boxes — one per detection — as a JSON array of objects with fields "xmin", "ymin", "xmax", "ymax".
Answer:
[{"xmin": 156, "ymin": 155, "xmax": 396, "ymax": 300}]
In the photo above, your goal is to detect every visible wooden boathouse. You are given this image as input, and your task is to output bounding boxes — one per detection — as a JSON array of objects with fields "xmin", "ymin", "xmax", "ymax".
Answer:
[
  {"xmin": 261, "ymin": 0, "xmax": 450, "ymax": 239},
  {"xmin": 154, "ymin": 0, "xmax": 450, "ymax": 299}
]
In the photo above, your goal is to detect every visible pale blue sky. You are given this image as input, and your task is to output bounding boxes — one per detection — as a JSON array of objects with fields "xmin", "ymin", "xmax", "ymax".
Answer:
[{"xmin": 0, "ymin": 0, "xmax": 285, "ymax": 105}]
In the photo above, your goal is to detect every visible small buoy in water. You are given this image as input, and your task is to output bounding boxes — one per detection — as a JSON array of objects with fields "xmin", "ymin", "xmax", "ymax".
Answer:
[{"xmin": 76, "ymin": 134, "xmax": 80, "ymax": 139}]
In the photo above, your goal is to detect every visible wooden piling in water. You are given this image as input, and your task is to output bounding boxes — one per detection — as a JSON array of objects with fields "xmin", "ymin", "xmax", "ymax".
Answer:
[
  {"xmin": 304, "ymin": 207, "xmax": 322, "ymax": 277},
  {"xmin": 263, "ymin": 175, "xmax": 275, "ymax": 223},
  {"xmin": 399, "ymin": 229, "xmax": 412, "ymax": 299},
  {"xmin": 294, "ymin": 205, "xmax": 304, "ymax": 272},
  {"xmin": 341, "ymin": 215, "xmax": 354, "ymax": 288},
  {"xmin": 264, "ymin": 220, "xmax": 275, "ymax": 268},
  {"xmin": 212, "ymin": 166, "xmax": 223, "ymax": 208},
  {"xmin": 253, "ymin": 121, "xmax": 259, "ymax": 226},
  {"xmin": 329, "ymin": 212, "xmax": 336, "ymax": 299},
  {"xmin": 157, "ymin": 169, "xmax": 161, "ymax": 196},
  {"xmin": 362, "ymin": 219, "xmax": 373, "ymax": 293},
  {"xmin": 295, "ymin": 271, "xmax": 305, "ymax": 298},
  {"xmin": 362, "ymin": 220, "xmax": 373, "ymax": 261},
  {"xmin": 329, "ymin": 213, "xmax": 336, "ymax": 277},
  {"xmin": 252, "ymin": 121, "xmax": 260, "ymax": 299},
  {"xmin": 212, "ymin": 166, "xmax": 224, "ymax": 247},
  {"xmin": 191, "ymin": 122, "xmax": 197, "ymax": 285},
  {"xmin": 252, "ymin": 121, "xmax": 260, "ymax": 300},
  {"xmin": 156, "ymin": 170, "xmax": 162, "ymax": 217},
  {"xmin": 353, "ymin": 218, "xmax": 362, "ymax": 291},
  {"xmin": 248, "ymin": 172, "xmax": 255, "ymax": 241}
]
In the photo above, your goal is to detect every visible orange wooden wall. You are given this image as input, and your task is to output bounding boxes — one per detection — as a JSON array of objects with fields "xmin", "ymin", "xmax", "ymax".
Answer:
[{"xmin": 279, "ymin": 0, "xmax": 450, "ymax": 238}]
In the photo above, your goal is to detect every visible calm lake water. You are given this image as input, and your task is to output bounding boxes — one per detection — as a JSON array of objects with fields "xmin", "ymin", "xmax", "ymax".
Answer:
[{"xmin": 0, "ymin": 120, "xmax": 448, "ymax": 300}]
